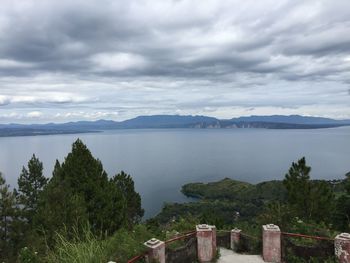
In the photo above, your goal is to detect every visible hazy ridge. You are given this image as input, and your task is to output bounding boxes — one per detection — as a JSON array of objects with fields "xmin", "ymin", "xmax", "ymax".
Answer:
[{"xmin": 1, "ymin": 114, "xmax": 350, "ymax": 137}]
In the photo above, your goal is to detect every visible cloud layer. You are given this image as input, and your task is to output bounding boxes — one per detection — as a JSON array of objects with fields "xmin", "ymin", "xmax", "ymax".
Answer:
[{"xmin": 0, "ymin": 0, "xmax": 349, "ymax": 123}]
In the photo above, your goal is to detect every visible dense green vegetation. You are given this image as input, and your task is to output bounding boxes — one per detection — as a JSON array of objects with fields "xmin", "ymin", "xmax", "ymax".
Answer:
[
  {"xmin": 1, "ymin": 139, "xmax": 350, "ymax": 262},
  {"xmin": 0, "ymin": 139, "xmax": 144, "ymax": 263},
  {"xmin": 158, "ymin": 158, "xmax": 349, "ymax": 237},
  {"xmin": 182, "ymin": 178, "xmax": 286, "ymax": 201}
]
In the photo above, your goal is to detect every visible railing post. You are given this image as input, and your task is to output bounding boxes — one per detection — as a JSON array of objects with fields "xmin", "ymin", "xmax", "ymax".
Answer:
[
  {"xmin": 262, "ymin": 224, "xmax": 281, "ymax": 263},
  {"xmin": 335, "ymin": 233, "xmax": 350, "ymax": 263},
  {"xmin": 231, "ymin": 228, "xmax": 241, "ymax": 250},
  {"xmin": 196, "ymin": 224, "xmax": 216, "ymax": 262},
  {"xmin": 144, "ymin": 238, "xmax": 165, "ymax": 263}
]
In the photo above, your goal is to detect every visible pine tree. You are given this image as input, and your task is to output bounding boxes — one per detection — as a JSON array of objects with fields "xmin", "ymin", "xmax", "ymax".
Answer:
[
  {"xmin": 17, "ymin": 154, "xmax": 48, "ymax": 224},
  {"xmin": 283, "ymin": 157, "xmax": 334, "ymax": 222},
  {"xmin": 333, "ymin": 171, "xmax": 350, "ymax": 231},
  {"xmin": 112, "ymin": 171, "xmax": 144, "ymax": 228},
  {"xmin": 36, "ymin": 139, "xmax": 129, "ymax": 236},
  {"xmin": 34, "ymin": 175, "xmax": 88, "ymax": 244},
  {"xmin": 283, "ymin": 157, "xmax": 312, "ymax": 218},
  {"xmin": 0, "ymin": 173, "xmax": 18, "ymax": 260}
]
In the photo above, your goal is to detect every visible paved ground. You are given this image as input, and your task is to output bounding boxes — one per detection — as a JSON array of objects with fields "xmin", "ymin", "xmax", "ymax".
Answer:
[{"xmin": 218, "ymin": 248, "xmax": 265, "ymax": 263}]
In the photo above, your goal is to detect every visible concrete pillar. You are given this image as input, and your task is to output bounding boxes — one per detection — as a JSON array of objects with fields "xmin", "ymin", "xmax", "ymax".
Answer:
[
  {"xmin": 196, "ymin": 224, "xmax": 215, "ymax": 262},
  {"xmin": 144, "ymin": 238, "xmax": 165, "ymax": 263},
  {"xmin": 262, "ymin": 224, "xmax": 281, "ymax": 263},
  {"xmin": 335, "ymin": 233, "xmax": 350, "ymax": 263},
  {"xmin": 231, "ymin": 228, "xmax": 241, "ymax": 250}
]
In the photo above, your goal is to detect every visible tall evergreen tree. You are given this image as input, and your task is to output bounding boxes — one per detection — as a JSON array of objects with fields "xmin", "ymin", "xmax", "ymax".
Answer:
[
  {"xmin": 0, "ymin": 173, "xmax": 18, "ymax": 261},
  {"xmin": 35, "ymin": 175, "xmax": 88, "ymax": 244},
  {"xmin": 36, "ymin": 139, "xmax": 129, "ymax": 237},
  {"xmin": 283, "ymin": 157, "xmax": 334, "ymax": 222},
  {"xmin": 112, "ymin": 171, "xmax": 144, "ymax": 228},
  {"xmin": 333, "ymin": 171, "xmax": 350, "ymax": 231},
  {"xmin": 283, "ymin": 157, "xmax": 312, "ymax": 218},
  {"xmin": 17, "ymin": 154, "xmax": 48, "ymax": 224}
]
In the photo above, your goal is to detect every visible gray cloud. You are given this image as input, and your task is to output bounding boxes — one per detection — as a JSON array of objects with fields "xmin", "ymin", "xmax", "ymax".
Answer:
[{"xmin": 0, "ymin": 0, "xmax": 349, "ymax": 123}]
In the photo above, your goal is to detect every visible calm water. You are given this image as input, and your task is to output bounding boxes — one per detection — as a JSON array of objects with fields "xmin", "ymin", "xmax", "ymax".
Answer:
[{"xmin": 0, "ymin": 127, "xmax": 349, "ymax": 218}]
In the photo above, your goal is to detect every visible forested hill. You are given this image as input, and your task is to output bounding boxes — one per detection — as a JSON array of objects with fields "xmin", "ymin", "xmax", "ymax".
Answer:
[
  {"xmin": 181, "ymin": 177, "xmax": 345, "ymax": 201},
  {"xmin": 155, "ymin": 175, "xmax": 347, "ymax": 226},
  {"xmin": 1, "ymin": 114, "xmax": 350, "ymax": 137},
  {"xmin": 181, "ymin": 178, "xmax": 287, "ymax": 201}
]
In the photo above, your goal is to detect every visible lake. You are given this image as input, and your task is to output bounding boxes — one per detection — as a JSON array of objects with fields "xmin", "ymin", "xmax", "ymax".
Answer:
[{"xmin": 0, "ymin": 127, "xmax": 349, "ymax": 218}]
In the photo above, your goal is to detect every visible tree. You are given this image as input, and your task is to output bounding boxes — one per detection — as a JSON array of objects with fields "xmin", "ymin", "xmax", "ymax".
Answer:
[
  {"xmin": 283, "ymin": 157, "xmax": 334, "ymax": 222},
  {"xmin": 258, "ymin": 201, "xmax": 292, "ymax": 230},
  {"xmin": 0, "ymin": 173, "xmax": 19, "ymax": 260},
  {"xmin": 111, "ymin": 171, "xmax": 144, "ymax": 228},
  {"xmin": 283, "ymin": 157, "xmax": 312, "ymax": 218},
  {"xmin": 333, "ymin": 194, "xmax": 350, "ymax": 231},
  {"xmin": 333, "ymin": 171, "xmax": 350, "ymax": 231},
  {"xmin": 36, "ymin": 139, "xmax": 133, "ymax": 237},
  {"xmin": 17, "ymin": 154, "xmax": 48, "ymax": 224},
  {"xmin": 34, "ymin": 176, "xmax": 88, "ymax": 244},
  {"xmin": 345, "ymin": 171, "xmax": 350, "ymax": 194},
  {"xmin": 309, "ymin": 180, "xmax": 334, "ymax": 222}
]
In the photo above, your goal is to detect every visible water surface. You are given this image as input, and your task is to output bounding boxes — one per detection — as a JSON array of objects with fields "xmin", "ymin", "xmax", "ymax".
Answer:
[{"xmin": 0, "ymin": 127, "xmax": 349, "ymax": 218}]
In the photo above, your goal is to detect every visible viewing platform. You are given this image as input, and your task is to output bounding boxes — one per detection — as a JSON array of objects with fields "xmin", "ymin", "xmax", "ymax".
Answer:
[
  {"xmin": 126, "ymin": 223, "xmax": 350, "ymax": 263},
  {"xmin": 218, "ymin": 248, "xmax": 264, "ymax": 263}
]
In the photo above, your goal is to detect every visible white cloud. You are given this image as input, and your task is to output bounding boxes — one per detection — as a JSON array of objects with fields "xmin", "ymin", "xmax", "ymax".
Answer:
[
  {"xmin": 0, "ymin": 95, "xmax": 9, "ymax": 105},
  {"xmin": 90, "ymin": 53, "xmax": 148, "ymax": 72},
  {"xmin": 26, "ymin": 111, "xmax": 43, "ymax": 118}
]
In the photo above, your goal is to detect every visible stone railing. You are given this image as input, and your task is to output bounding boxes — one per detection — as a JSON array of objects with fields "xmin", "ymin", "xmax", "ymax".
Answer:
[{"xmin": 126, "ymin": 224, "xmax": 350, "ymax": 263}]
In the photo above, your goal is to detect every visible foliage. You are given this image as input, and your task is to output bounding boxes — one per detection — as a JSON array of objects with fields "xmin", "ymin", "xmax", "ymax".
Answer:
[
  {"xmin": 0, "ymin": 139, "xmax": 144, "ymax": 262},
  {"xmin": 34, "ymin": 139, "xmax": 143, "ymax": 246},
  {"xmin": 111, "ymin": 171, "xmax": 144, "ymax": 228},
  {"xmin": 283, "ymin": 157, "xmax": 334, "ymax": 222},
  {"xmin": 283, "ymin": 157, "xmax": 312, "ymax": 218},
  {"xmin": 333, "ymin": 194, "xmax": 350, "ymax": 231},
  {"xmin": 0, "ymin": 172, "xmax": 20, "ymax": 261},
  {"xmin": 44, "ymin": 139, "xmax": 117, "ymax": 234},
  {"xmin": 18, "ymin": 247, "xmax": 41, "ymax": 263},
  {"xmin": 182, "ymin": 178, "xmax": 253, "ymax": 200},
  {"xmin": 154, "ymin": 200, "xmax": 261, "ymax": 228},
  {"xmin": 182, "ymin": 178, "xmax": 286, "ymax": 202},
  {"xmin": 17, "ymin": 154, "xmax": 48, "ymax": 223},
  {"xmin": 345, "ymin": 171, "xmax": 350, "ymax": 193},
  {"xmin": 257, "ymin": 201, "xmax": 292, "ymax": 230},
  {"xmin": 34, "ymin": 181, "xmax": 89, "ymax": 245},
  {"xmin": 46, "ymin": 225, "xmax": 154, "ymax": 263},
  {"xmin": 284, "ymin": 254, "xmax": 337, "ymax": 263}
]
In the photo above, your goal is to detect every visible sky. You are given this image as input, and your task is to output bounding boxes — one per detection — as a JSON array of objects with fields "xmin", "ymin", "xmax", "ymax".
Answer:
[{"xmin": 0, "ymin": 0, "xmax": 350, "ymax": 124}]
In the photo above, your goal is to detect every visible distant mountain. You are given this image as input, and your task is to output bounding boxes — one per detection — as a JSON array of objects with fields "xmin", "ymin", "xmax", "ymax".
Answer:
[
  {"xmin": 119, "ymin": 115, "xmax": 218, "ymax": 128},
  {"xmin": 231, "ymin": 115, "xmax": 350, "ymax": 125},
  {"xmin": 0, "ymin": 114, "xmax": 349, "ymax": 137}
]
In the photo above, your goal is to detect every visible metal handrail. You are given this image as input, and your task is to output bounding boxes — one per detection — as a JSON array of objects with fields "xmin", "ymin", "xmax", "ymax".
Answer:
[
  {"xmin": 165, "ymin": 231, "xmax": 196, "ymax": 244},
  {"xmin": 127, "ymin": 252, "xmax": 147, "ymax": 263}
]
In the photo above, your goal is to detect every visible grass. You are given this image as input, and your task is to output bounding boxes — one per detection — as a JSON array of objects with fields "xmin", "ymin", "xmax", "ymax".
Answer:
[{"xmin": 45, "ymin": 225, "xmax": 155, "ymax": 263}]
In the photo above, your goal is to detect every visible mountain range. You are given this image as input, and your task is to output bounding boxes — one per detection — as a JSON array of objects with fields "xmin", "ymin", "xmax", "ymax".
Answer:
[{"xmin": 1, "ymin": 115, "xmax": 350, "ymax": 137}]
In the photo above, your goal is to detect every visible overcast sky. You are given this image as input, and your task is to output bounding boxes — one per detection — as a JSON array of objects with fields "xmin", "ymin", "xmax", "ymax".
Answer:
[{"xmin": 0, "ymin": 0, "xmax": 349, "ymax": 123}]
